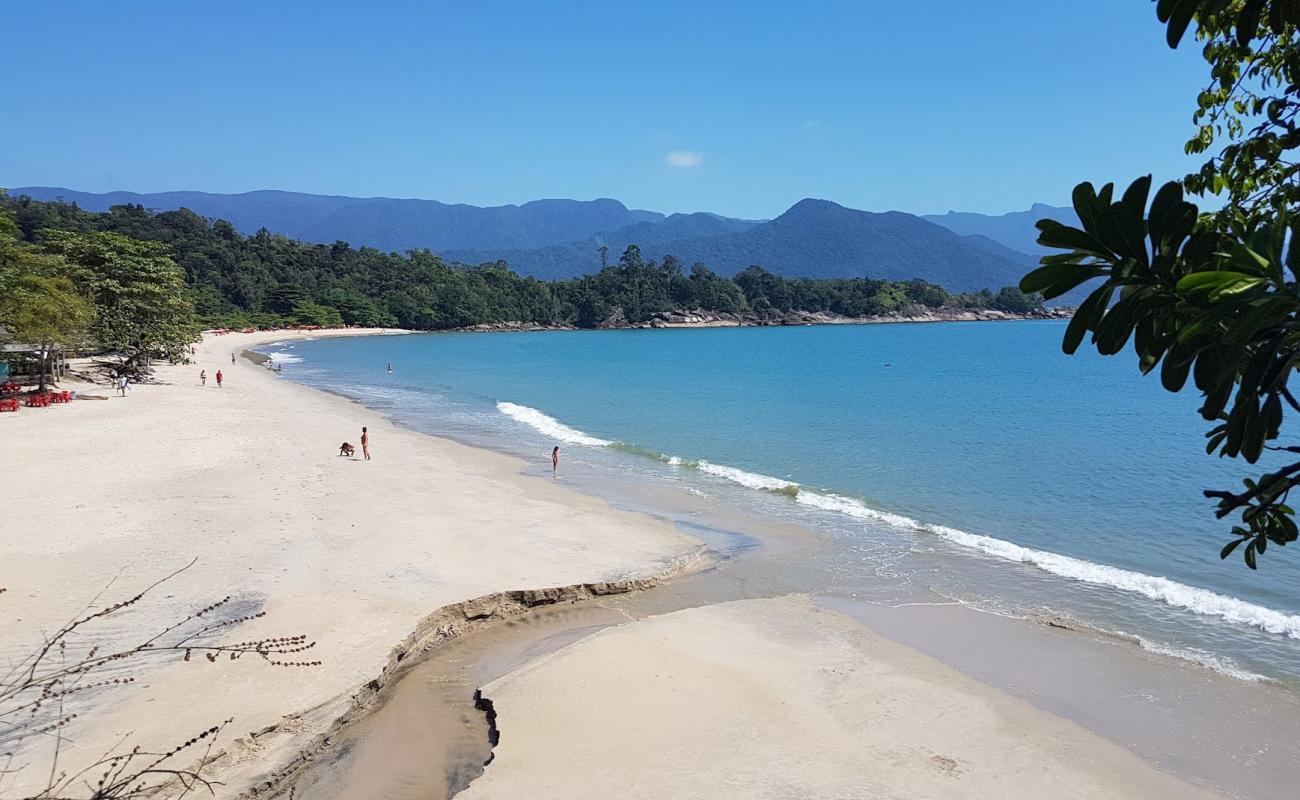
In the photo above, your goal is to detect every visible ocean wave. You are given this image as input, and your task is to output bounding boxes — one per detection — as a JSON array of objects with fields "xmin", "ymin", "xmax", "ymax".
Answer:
[
  {"xmin": 695, "ymin": 461, "xmax": 799, "ymax": 495},
  {"xmin": 1131, "ymin": 637, "xmax": 1270, "ymax": 683},
  {"xmin": 496, "ymin": 402, "xmax": 613, "ymax": 447},
  {"xmin": 494, "ymin": 402, "xmax": 1300, "ymax": 642},
  {"xmin": 261, "ymin": 350, "xmax": 303, "ymax": 364},
  {"xmin": 928, "ymin": 522, "xmax": 1300, "ymax": 640},
  {"xmin": 791, "ymin": 490, "xmax": 1300, "ymax": 641}
]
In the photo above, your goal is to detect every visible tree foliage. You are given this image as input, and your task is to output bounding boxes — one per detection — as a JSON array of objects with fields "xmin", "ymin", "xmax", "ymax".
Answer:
[
  {"xmin": 1165, "ymin": 0, "xmax": 1300, "ymax": 222},
  {"xmin": 1025, "ymin": 1, "xmax": 1300, "ymax": 566},
  {"xmin": 0, "ymin": 244, "xmax": 94, "ymax": 388},
  {"xmin": 38, "ymin": 230, "xmax": 199, "ymax": 371}
]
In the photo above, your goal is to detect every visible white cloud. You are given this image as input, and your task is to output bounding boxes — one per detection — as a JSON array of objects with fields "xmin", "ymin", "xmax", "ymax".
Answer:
[{"xmin": 665, "ymin": 150, "xmax": 704, "ymax": 168}]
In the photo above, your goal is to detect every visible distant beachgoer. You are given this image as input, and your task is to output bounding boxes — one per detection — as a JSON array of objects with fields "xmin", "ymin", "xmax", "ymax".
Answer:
[
  {"xmin": 361, "ymin": 426, "xmax": 371, "ymax": 461},
  {"xmin": 215, "ymin": 370, "xmax": 223, "ymax": 388},
  {"xmin": 231, "ymin": 353, "xmax": 236, "ymax": 365},
  {"xmin": 387, "ymin": 362, "xmax": 392, "ymax": 373},
  {"xmin": 552, "ymin": 446, "xmax": 559, "ymax": 476},
  {"xmin": 117, "ymin": 376, "xmax": 130, "ymax": 397},
  {"xmin": 200, "ymin": 370, "xmax": 207, "ymax": 386}
]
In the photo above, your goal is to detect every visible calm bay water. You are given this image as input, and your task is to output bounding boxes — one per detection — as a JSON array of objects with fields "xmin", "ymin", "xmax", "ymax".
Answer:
[{"xmin": 262, "ymin": 321, "xmax": 1300, "ymax": 685}]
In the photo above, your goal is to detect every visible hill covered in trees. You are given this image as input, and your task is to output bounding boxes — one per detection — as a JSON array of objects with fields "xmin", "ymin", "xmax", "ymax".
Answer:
[
  {"xmin": 443, "ymin": 199, "xmax": 1037, "ymax": 290},
  {"xmin": 14, "ymin": 187, "xmax": 1038, "ymax": 291},
  {"xmin": 10, "ymin": 187, "xmax": 690, "ymax": 253},
  {"xmin": 1, "ymin": 194, "xmax": 1043, "ymax": 335}
]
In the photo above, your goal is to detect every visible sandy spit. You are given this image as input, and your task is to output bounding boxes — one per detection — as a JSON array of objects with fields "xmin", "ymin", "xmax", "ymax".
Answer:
[
  {"xmin": 0, "ymin": 329, "xmax": 704, "ymax": 797},
  {"xmin": 459, "ymin": 596, "xmax": 1223, "ymax": 800}
]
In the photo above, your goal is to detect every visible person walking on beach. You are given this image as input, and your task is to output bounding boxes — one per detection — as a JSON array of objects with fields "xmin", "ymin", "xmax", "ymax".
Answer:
[
  {"xmin": 215, "ymin": 369, "xmax": 223, "ymax": 388},
  {"xmin": 231, "ymin": 353, "xmax": 236, "ymax": 365},
  {"xmin": 361, "ymin": 426, "xmax": 371, "ymax": 461},
  {"xmin": 200, "ymin": 370, "xmax": 207, "ymax": 386},
  {"xmin": 552, "ymin": 446, "xmax": 559, "ymax": 476},
  {"xmin": 117, "ymin": 375, "xmax": 130, "ymax": 397}
]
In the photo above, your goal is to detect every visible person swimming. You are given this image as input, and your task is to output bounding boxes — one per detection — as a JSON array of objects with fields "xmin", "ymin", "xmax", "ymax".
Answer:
[{"xmin": 387, "ymin": 362, "xmax": 393, "ymax": 373}]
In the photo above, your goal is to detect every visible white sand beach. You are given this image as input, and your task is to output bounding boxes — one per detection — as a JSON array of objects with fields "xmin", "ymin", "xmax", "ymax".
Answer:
[{"xmin": 1, "ymin": 330, "xmax": 1221, "ymax": 799}]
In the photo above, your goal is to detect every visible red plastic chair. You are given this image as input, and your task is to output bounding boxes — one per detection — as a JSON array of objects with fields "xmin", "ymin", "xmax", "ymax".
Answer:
[{"xmin": 0, "ymin": 398, "xmax": 18, "ymax": 412}]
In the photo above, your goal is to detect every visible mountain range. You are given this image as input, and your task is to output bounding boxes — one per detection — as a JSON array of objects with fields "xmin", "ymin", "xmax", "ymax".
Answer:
[
  {"xmin": 10, "ymin": 186, "xmax": 1078, "ymax": 293},
  {"xmin": 922, "ymin": 203, "xmax": 1077, "ymax": 255}
]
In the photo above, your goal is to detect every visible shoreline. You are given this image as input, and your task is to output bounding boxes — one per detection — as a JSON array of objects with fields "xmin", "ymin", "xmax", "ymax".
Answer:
[
  {"xmin": 259, "ymin": 329, "xmax": 1300, "ymax": 799},
  {"xmin": 1, "ymin": 326, "xmax": 1275, "ymax": 799},
  {"xmin": 0, "ymin": 328, "xmax": 705, "ymax": 798}
]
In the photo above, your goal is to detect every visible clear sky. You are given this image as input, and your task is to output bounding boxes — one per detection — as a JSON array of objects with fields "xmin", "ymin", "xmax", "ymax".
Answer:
[{"xmin": 0, "ymin": 1, "xmax": 1210, "ymax": 219}]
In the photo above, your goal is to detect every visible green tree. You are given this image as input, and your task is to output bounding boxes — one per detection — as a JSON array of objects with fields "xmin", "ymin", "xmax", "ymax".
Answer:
[
  {"xmin": 0, "ymin": 243, "xmax": 94, "ymax": 389},
  {"xmin": 39, "ymin": 230, "xmax": 199, "ymax": 372},
  {"xmin": 291, "ymin": 300, "xmax": 344, "ymax": 327},
  {"xmin": 1023, "ymin": 2, "xmax": 1300, "ymax": 567}
]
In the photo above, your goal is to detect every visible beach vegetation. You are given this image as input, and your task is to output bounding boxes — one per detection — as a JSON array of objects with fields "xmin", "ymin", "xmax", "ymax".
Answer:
[
  {"xmin": 0, "ymin": 208, "xmax": 95, "ymax": 388},
  {"xmin": 2, "ymin": 197, "xmax": 201, "ymax": 380},
  {"xmin": 38, "ymin": 230, "xmax": 200, "ymax": 375},
  {"xmin": 1024, "ymin": 1, "xmax": 1300, "ymax": 567},
  {"xmin": 0, "ymin": 563, "xmax": 319, "ymax": 798}
]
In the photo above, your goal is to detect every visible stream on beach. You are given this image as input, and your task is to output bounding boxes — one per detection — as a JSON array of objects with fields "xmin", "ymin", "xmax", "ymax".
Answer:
[{"xmin": 259, "ymin": 323, "xmax": 1300, "ymax": 800}]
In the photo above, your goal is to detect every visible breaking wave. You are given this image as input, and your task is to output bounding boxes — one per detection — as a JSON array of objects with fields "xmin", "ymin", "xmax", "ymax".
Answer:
[
  {"xmin": 493, "ymin": 400, "xmax": 1300, "ymax": 644},
  {"xmin": 496, "ymin": 402, "xmax": 613, "ymax": 447}
]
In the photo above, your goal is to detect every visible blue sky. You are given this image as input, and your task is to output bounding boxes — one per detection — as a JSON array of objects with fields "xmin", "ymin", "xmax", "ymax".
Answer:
[{"xmin": 0, "ymin": 1, "xmax": 1209, "ymax": 218}]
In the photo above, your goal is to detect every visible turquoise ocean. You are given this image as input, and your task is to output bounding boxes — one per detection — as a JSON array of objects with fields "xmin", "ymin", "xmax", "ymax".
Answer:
[{"xmin": 261, "ymin": 320, "xmax": 1300, "ymax": 686}]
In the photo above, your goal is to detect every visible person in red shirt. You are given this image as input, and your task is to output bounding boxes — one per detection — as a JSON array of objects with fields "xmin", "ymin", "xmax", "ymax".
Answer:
[{"xmin": 215, "ymin": 370, "xmax": 223, "ymax": 388}]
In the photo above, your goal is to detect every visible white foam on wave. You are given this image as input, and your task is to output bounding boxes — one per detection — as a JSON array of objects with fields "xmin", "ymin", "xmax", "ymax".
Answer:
[
  {"xmin": 1132, "ymin": 637, "xmax": 1270, "ymax": 682},
  {"xmin": 496, "ymin": 402, "xmax": 613, "ymax": 447},
  {"xmin": 485, "ymin": 405, "xmax": 1300, "ymax": 645},
  {"xmin": 696, "ymin": 460, "xmax": 798, "ymax": 492},
  {"xmin": 791, "ymin": 489, "xmax": 1300, "ymax": 641},
  {"xmin": 261, "ymin": 350, "xmax": 302, "ymax": 364}
]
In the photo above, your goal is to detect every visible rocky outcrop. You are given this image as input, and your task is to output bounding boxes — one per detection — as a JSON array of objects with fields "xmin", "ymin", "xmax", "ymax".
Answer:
[
  {"xmin": 451, "ymin": 306, "xmax": 1070, "ymax": 334},
  {"xmin": 641, "ymin": 305, "xmax": 1072, "ymax": 329}
]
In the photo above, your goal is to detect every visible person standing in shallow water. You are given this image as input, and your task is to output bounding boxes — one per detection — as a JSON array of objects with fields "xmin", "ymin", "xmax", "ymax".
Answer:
[
  {"xmin": 361, "ymin": 426, "xmax": 371, "ymax": 461},
  {"xmin": 552, "ymin": 446, "xmax": 559, "ymax": 477}
]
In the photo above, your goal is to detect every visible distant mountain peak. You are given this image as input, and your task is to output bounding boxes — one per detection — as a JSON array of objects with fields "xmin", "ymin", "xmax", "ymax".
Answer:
[{"xmin": 11, "ymin": 185, "xmax": 1047, "ymax": 292}]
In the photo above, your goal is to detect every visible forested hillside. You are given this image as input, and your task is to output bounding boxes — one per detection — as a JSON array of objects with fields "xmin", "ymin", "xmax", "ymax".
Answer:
[
  {"xmin": 15, "ymin": 187, "xmax": 1036, "ymax": 290},
  {"xmin": 12, "ymin": 187, "xmax": 673, "ymax": 253},
  {"xmin": 2, "ymin": 194, "xmax": 1041, "ymax": 333}
]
